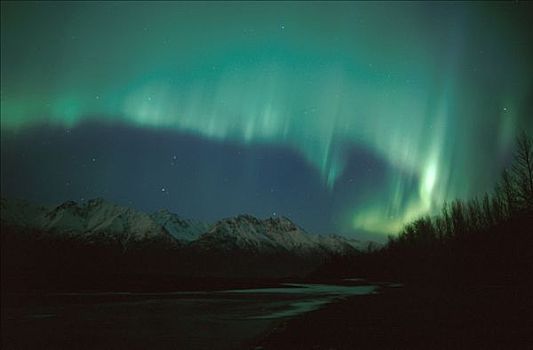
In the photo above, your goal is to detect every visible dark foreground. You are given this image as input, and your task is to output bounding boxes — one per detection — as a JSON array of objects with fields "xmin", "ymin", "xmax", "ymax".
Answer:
[
  {"xmin": 249, "ymin": 284, "xmax": 532, "ymax": 350},
  {"xmin": 2, "ymin": 282, "xmax": 531, "ymax": 349},
  {"xmin": 1, "ymin": 281, "xmax": 375, "ymax": 350}
]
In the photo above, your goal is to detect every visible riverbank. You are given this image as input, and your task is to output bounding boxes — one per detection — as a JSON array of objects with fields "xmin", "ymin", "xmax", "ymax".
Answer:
[
  {"xmin": 1, "ymin": 281, "xmax": 376, "ymax": 350},
  {"xmin": 248, "ymin": 284, "xmax": 532, "ymax": 349}
]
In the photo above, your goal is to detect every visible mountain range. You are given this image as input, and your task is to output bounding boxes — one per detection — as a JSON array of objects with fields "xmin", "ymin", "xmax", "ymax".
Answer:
[
  {"xmin": 1, "ymin": 197, "xmax": 372, "ymax": 282},
  {"xmin": 1, "ymin": 197, "xmax": 366, "ymax": 254}
]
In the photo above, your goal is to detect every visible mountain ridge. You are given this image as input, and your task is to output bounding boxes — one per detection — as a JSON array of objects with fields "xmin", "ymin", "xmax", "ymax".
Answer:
[
  {"xmin": 1, "ymin": 196, "xmax": 367, "ymax": 254},
  {"xmin": 1, "ymin": 197, "xmax": 376, "ymax": 279}
]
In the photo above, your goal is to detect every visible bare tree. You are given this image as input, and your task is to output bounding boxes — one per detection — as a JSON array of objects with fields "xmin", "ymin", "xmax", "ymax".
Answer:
[
  {"xmin": 441, "ymin": 201, "xmax": 453, "ymax": 238},
  {"xmin": 500, "ymin": 168, "xmax": 518, "ymax": 217},
  {"xmin": 511, "ymin": 132, "xmax": 533, "ymax": 210},
  {"xmin": 451, "ymin": 200, "xmax": 467, "ymax": 237}
]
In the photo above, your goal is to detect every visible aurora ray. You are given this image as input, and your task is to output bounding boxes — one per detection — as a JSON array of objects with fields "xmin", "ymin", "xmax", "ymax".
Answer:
[{"xmin": 1, "ymin": 1, "xmax": 532, "ymax": 237}]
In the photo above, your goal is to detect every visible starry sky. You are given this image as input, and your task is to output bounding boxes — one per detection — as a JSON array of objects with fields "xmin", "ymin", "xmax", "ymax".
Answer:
[{"xmin": 1, "ymin": 2, "xmax": 532, "ymax": 240}]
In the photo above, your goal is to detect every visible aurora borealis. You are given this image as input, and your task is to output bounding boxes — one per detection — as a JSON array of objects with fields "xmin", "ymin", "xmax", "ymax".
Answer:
[{"xmin": 1, "ymin": 2, "xmax": 532, "ymax": 239}]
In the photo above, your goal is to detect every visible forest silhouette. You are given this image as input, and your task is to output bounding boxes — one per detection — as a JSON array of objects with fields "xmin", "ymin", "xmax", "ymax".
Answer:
[{"xmin": 318, "ymin": 133, "xmax": 533, "ymax": 286}]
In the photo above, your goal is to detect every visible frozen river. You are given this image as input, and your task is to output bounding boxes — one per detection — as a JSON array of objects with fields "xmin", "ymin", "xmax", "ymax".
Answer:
[{"xmin": 2, "ymin": 282, "xmax": 377, "ymax": 349}]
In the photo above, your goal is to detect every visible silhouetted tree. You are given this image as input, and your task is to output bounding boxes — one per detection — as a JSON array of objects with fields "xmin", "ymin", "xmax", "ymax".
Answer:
[
  {"xmin": 500, "ymin": 168, "xmax": 518, "ymax": 218},
  {"xmin": 450, "ymin": 200, "xmax": 467, "ymax": 237},
  {"xmin": 369, "ymin": 133, "xmax": 533, "ymax": 285},
  {"xmin": 511, "ymin": 132, "xmax": 533, "ymax": 210},
  {"xmin": 466, "ymin": 197, "xmax": 482, "ymax": 232},
  {"xmin": 441, "ymin": 201, "xmax": 453, "ymax": 238},
  {"xmin": 434, "ymin": 216, "xmax": 446, "ymax": 241}
]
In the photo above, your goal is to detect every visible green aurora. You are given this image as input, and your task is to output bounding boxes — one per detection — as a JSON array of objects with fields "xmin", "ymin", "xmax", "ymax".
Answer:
[{"xmin": 1, "ymin": 2, "xmax": 532, "ymax": 236}]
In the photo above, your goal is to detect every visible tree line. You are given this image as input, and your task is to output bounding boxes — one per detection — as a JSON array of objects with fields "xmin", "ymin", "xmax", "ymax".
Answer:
[
  {"xmin": 316, "ymin": 133, "xmax": 532, "ymax": 285},
  {"xmin": 389, "ymin": 132, "xmax": 532, "ymax": 250}
]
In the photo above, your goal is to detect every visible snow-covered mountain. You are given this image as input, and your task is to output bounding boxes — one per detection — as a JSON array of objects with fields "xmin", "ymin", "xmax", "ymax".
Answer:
[
  {"xmin": 42, "ymin": 198, "xmax": 172, "ymax": 242},
  {"xmin": 150, "ymin": 209, "xmax": 209, "ymax": 242},
  {"xmin": 2, "ymin": 198, "xmax": 177, "ymax": 244},
  {"xmin": 1, "ymin": 197, "xmax": 365, "ymax": 256},
  {"xmin": 193, "ymin": 214, "xmax": 359, "ymax": 256},
  {"xmin": 2, "ymin": 197, "xmax": 371, "ymax": 278}
]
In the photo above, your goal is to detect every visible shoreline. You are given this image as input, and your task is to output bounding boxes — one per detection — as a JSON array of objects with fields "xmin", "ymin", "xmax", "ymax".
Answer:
[
  {"xmin": 1, "ymin": 279, "xmax": 378, "ymax": 350},
  {"xmin": 247, "ymin": 283, "xmax": 532, "ymax": 349}
]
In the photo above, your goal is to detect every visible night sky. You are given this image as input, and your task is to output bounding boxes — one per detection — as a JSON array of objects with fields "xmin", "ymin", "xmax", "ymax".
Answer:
[{"xmin": 1, "ymin": 2, "xmax": 532, "ymax": 239}]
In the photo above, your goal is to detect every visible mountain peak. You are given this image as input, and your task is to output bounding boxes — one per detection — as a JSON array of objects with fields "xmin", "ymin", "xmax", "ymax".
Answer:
[
  {"xmin": 234, "ymin": 214, "xmax": 261, "ymax": 223},
  {"xmin": 155, "ymin": 208, "xmax": 173, "ymax": 216},
  {"xmin": 2, "ymin": 197, "xmax": 366, "ymax": 258},
  {"xmin": 196, "ymin": 213, "xmax": 359, "ymax": 256},
  {"xmin": 151, "ymin": 209, "xmax": 208, "ymax": 242},
  {"xmin": 87, "ymin": 197, "xmax": 107, "ymax": 207},
  {"xmin": 265, "ymin": 216, "xmax": 298, "ymax": 230},
  {"xmin": 56, "ymin": 200, "xmax": 79, "ymax": 210}
]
